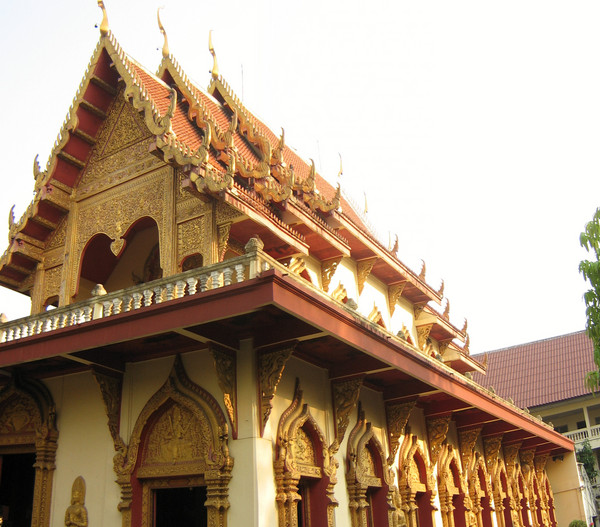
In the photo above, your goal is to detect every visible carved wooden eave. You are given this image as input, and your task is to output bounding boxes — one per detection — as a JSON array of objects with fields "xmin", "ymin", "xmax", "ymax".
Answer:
[
  {"xmin": 441, "ymin": 345, "xmax": 487, "ymax": 375},
  {"xmin": 282, "ymin": 200, "xmax": 351, "ymax": 261},
  {"xmin": 419, "ymin": 304, "xmax": 466, "ymax": 341},
  {"xmin": 330, "ymin": 210, "xmax": 443, "ymax": 306}
]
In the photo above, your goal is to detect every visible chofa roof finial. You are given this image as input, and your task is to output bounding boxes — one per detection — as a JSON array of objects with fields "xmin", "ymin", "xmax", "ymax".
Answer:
[
  {"xmin": 157, "ymin": 7, "xmax": 170, "ymax": 58},
  {"xmin": 97, "ymin": 0, "xmax": 109, "ymax": 36},
  {"xmin": 208, "ymin": 30, "xmax": 219, "ymax": 79}
]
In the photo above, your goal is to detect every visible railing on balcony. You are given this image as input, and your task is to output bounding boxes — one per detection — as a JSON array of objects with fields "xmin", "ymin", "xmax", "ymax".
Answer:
[
  {"xmin": 0, "ymin": 238, "xmax": 276, "ymax": 344},
  {"xmin": 565, "ymin": 424, "xmax": 600, "ymax": 443}
]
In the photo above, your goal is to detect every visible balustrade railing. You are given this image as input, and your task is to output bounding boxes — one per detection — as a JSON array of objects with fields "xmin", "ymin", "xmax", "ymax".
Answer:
[
  {"xmin": 564, "ymin": 424, "xmax": 600, "ymax": 443},
  {"xmin": 0, "ymin": 238, "xmax": 279, "ymax": 344}
]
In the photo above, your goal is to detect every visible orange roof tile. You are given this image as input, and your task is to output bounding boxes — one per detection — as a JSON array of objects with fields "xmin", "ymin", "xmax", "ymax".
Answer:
[{"xmin": 473, "ymin": 331, "xmax": 595, "ymax": 409}]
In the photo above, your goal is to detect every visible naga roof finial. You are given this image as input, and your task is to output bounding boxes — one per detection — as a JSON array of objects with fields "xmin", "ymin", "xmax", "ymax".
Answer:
[
  {"xmin": 97, "ymin": 0, "xmax": 109, "ymax": 36},
  {"xmin": 208, "ymin": 30, "xmax": 219, "ymax": 79},
  {"xmin": 157, "ymin": 7, "xmax": 170, "ymax": 58},
  {"xmin": 363, "ymin": 191, "xmax": 368, "ymax": 214},
  {"xmin": 337, "ymin": 153, "xmax": 343, "ymax": 179}
]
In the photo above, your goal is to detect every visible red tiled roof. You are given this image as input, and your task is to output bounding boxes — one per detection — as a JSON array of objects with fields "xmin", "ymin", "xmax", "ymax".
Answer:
[{"xmin": 473, "ymin": 331, "xmax": 595, "ymax": 409}]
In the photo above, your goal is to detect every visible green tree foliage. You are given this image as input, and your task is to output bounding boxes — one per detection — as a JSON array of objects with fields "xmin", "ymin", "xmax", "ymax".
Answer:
[
  {"xmin": 576, "ymin": 439, "xmax": 598, "ymax": 482},
  {"xmin": 580, "ymin": 208, "xmax": 600, "ymax": 391},
  {"xmin": 568, "ymin": 520, "xmax": 586, "ymax": 527}
]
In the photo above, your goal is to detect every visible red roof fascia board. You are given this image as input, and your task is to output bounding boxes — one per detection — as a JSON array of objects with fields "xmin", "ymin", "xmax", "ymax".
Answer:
[{"xmin": 0, "ymin": 269, "xmax": 573, "ymax": 452}]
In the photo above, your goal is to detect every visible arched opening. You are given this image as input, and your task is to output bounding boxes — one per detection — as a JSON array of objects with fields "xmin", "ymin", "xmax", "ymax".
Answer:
[
  {"xmin": 477, "ymin": 465, "xmax": 493, "ymax": 527},
  {"xmin": 346, "ymin": 409, "xmax": 392, "ymax": 527},
  {"xmin": 518, "ymin": 475, "xmax": 531, "ymax": 527},
  {"xmin": 76, "ymin": 217, "xmax": 161, "ymax": 301},
  {"xmin": 545, "ymin": 479, "xmax": 557, "ymax": 527},
  {"xmin": 450, "ymin": 459, "xmax": 467, "ymax": 527},
  {"xmin": 500, "ymin": 469, "xmax": 513, "ymax": 527},
  {"xmin": 275, "ymin": 380, "xmax": 336, "ymax": 527},
  {"xmin": 414, "ymin": 451, "xmax": 434, "ymax": 527},
  {"xmin": 44, "ymin": 295, "xmax": 59, "ymax": 310},
  {"xmin": 0, "ymin": 377, "xmax": 58, "ymax": 527}
]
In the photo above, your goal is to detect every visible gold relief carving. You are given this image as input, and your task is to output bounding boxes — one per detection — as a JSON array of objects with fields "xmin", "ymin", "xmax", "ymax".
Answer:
[
  {"xmin": 413, "ymin": 304, "xmax": 425, "ymax": 321},
  {"xmin": 42, "ymin": 265, "xmax": 62, "ymax": 307},
  {"xmin": 275, "ymin": 379, "xmax": 337, "ymax": 527},
  {"xmin": 178, "ymin": 215, "xmax": 207, "ymax": 264},
  {"xmin": 388, "ymin": 283, "xmax": 406, "ymax": 317},
  {"xmin": 346, "ymin": 405, "xmax": 391, "ymax": 526},
  {"xmin": 385, "ymin": 400, "xmax": 415, "ymax": 464},
  {"xmin": 176, "ymin": 198, "xmax": 208, "ymax": 222},
  {"xmin": 209, "ymin": 343, "xmax": 237, "ymax": 438},
  {"xmin": 216, "ymin": 201, "xmax": 243, "ymax": 224},
  {"xmin": 321, "ymin": 258, "xmax": 342, "ymax": 293},
  {"xmin": 398, "ymin": 433, "xmax": 436, "ymax": 525},
  {"xmin": 0, "ymin": 376, "xmax": 58, "ymax": 527},
  {"xmin": 281, "ymin": 257, "xmax": 306, "ymax": 276},
  {"xmin": 437, "ymin": 445, "xmax": 467, "ymax": 527},
  {"xmin": 331, "ymin": 378, "xmax": 362, "ymax": 447},
  {"xmin": 92, "ymin": 371, "xmax": 123, "ymax": 451},
  {"xmin": 44, "ymin": 248, "xmax": 64, "ymax": 269},
  {"xmin": 534, "ymin": 453, "xmax": 548, "ymax": 476},
  {"xmin": 331, "ymin": 282, "xmax": 347, "ymax": 303},
  {"xmin": 100, "ymin": 97, "xmax": 148, "ymax": 158},
  {"xmin": 79, "ymin": 140, "xmax": 161, "ymax": 199},
  {"xmin": 73, "ymin": 168, "xmax": 170, "ymax": 295},
  {"xmin": 357, "ymin": 257, "xmax": 377, "ymax": 295},
  {"xmin": 458, "ymin": 427, "xmax": 482, "ymax": 472},
  {"xmin": 113, "ymin": 356, "xmax": 233, "ymax": 527},
  {"xmin": 483, "ymin": 435, "xmax": 503, "ymax": 476},
  {"xmin": 217, "ymin": 222, "xmax": 231, "ymax": 262},
  {"xmin": 368, "ymin": 304, "xmax": 384, "ymax": 327},
  {"xmin": 417, "ymin": 324, "xmax": 433, "ymax": 352},
  {"xmin": 426, "ymin": 415, "xmax": 451, "ymax": 467},
  {"xmin": 144, "ymin": 405, "xmax": 208, "ymax": 467},
  {"xmin": 257, "ymin": 342, "xmax": 296, "ymax": 436},
  {"xmin": 65, "ymin": 476, "xmax": 88, "ymax": 527},
  {"xmin": 293, "ymin": 427, "xmax": 316, "ymax": 466},
  {"xmin": 46, "ymin": 218, "xmax": 67, "ymax": 251}
]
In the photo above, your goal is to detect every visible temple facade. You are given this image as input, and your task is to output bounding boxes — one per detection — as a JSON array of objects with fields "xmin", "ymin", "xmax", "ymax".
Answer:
[{"xmin": 0, "ymin": 7, "xmax": 578, "ymax": 527}]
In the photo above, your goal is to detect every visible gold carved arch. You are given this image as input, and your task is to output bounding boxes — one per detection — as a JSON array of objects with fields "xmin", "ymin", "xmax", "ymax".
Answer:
[
  {"xmin": 397, "ymin": 434, "xmax": 436, "ymax": 527},
  {"xmin": 466, "ymin": 453, "xmax": 494, "ymax": 527},
  {"xmin": 275, "ymin": 379, "xmax": 338, "ymax": 527},
  {"xmin": 0, "ymin": 375, "xmax": 58, "ymax": 527},
  {"xmin": 437, "ymin": 445, "xmax": 467, "ymax": 527},
  {"xmin": 113, "ymin": 356, "xmax": 233, "ymax": 527},
  {"xmin": 346, "ymin": 404, "xmax": 398, "ymax": 527}
]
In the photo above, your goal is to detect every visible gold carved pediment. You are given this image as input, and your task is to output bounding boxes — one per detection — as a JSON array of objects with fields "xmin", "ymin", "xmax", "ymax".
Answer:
[{"xmin": 138, "ymin": 403, "xmax": 211, "ymax": 478}]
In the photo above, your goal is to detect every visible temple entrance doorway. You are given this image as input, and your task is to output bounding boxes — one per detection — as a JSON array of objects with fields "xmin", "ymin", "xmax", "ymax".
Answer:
[
  {"xmin": 0, "ymin": 452, "xmax": 36, "ymax": 527},
  {"xmin": 154, "ymin": 486, "xmax": 207, "ymax": 527}
]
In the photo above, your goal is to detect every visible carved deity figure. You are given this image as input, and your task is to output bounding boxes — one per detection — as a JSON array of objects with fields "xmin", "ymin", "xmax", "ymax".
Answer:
[{"xmin": 65, "ymin": 476, "xmax": 88, "ymax": 527}]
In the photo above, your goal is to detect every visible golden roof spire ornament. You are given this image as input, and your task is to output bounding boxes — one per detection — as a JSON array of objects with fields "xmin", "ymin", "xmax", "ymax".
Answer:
[
  {"xmin": 337, "ymin": 153, "xmax": 343, "ymax": 179},
  {"xmin": 97, "ymin": 0, "xmax": 109, "ymax": 36},
  {"xmin": 363, "ymin": 192, "xmax": 368, "ymax": 214},
  {"xmin": 157, "ymin": 7, "xmax": 169, "ymax": 58},
  {"xmin": 208, "ymin": 30, "xmax": 219, "ymax": 79}
]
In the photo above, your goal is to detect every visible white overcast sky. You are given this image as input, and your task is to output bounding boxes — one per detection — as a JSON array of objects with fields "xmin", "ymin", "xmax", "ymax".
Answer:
[{"xmin": 1, "ymin": 0, "xmax": 600, "ymax": 354}]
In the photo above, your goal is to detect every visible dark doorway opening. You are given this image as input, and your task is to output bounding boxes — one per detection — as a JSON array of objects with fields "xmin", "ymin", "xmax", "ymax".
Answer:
[
  {"xmin": 154, "ymin": 486, "xmax": 207, "ymax": 527},
  {"xmin": 0, "ymin": 452, "xmax": 36, "ymax": 527}
]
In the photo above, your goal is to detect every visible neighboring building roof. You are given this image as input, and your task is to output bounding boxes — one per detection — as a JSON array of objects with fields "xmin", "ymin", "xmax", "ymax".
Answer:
[{"xmin": 473, "ymin": 330, "xmax": 595, "ymax": 409}]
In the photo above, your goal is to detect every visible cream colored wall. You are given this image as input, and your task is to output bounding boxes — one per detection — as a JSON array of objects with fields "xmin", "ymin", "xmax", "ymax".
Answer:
[
  {"xmin": 546, "ymin": 452, "xmax": 586, "ymax": 526},
  {"xmin": 326, "ymin": 258, "xmax": 355, "ymax": 299},
  {"xmin": 46, "ymin": 372, "xmax": 121, "ymax": 527}
]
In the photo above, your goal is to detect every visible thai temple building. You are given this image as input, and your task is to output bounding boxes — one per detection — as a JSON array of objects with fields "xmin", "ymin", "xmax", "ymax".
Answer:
[{"xmin": 0, "ymin": 5, "xmax": 580, "ymax": 527}]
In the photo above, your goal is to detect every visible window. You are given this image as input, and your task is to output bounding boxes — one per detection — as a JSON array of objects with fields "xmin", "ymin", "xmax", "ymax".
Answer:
[{"xmin": 577, "ymin": 421, "xmax": 586, "ymax": 430}]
